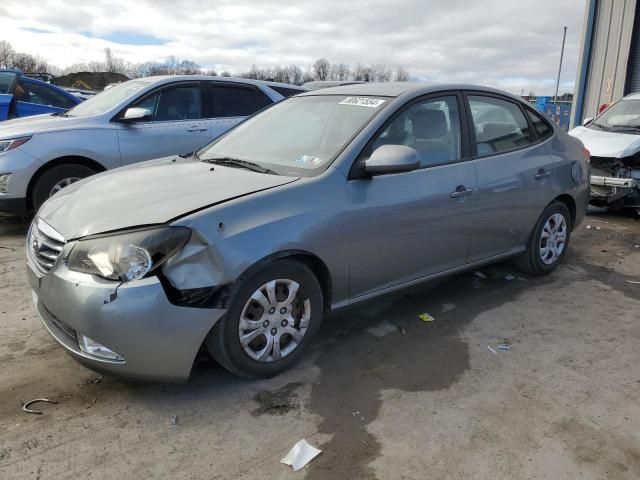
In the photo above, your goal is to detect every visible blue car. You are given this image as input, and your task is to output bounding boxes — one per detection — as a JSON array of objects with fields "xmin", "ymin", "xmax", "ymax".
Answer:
[{"xmin": 0, "ymin": 69, "xmax": 82, "ymax": 121}]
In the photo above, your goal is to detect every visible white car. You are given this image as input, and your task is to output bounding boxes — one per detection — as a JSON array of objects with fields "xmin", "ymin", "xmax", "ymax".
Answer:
[
  {"xmin": 0, "ymin": 76, "xmax": 305, "ymax": 214},
  {"xmin": 569, "ymin": 92, "xmax": 640, "ymax": 212}
]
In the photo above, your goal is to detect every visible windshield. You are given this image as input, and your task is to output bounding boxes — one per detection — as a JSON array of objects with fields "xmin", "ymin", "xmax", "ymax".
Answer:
[
  {"xmin": 199, "ymin": 95, "xmax": 388, "ymax": 176},
  {"xmin": 0, "ymin": 72, "xmax": 18, "ymax": 94},
  {"xmin": 592, "ymin": 99, "xmax": 640, "ymax": 130},
  {"xmin": 65, "ymin": 80, "xmax": 150, "ymax": 117}
]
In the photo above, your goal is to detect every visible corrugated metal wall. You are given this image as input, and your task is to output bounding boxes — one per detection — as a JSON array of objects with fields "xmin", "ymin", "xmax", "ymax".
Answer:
[
  {"xmin": 625, "ymin": 5, "xmax": 640, "ymax": 93},
  {"xmin": 584, "ymin": 0, "xmax": 637, "ymax": 116},
  {"xmin": 572, "ymin": 0, "xmax": 638, "ymax": 126}
]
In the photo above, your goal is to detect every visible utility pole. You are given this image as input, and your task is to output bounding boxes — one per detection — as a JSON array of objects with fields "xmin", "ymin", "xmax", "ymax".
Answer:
[{"xmin": 554, "ymin": 26, "xmax": 567, "ymax": 104}]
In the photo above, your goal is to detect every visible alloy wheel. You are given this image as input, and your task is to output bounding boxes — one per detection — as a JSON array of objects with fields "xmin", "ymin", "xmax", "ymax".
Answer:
[
  {"xmin": 49, "ymin": 177, "xmax": 81, "ymax": 197},
  {"xmin": 539, "ymin": 213, "xmax": 567, "ymax": 265}
]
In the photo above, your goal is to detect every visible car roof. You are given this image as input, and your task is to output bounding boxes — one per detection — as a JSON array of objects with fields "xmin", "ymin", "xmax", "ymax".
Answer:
[
  {"xmin": 299, "ymin": 82, "xmax": 524, "ymax": 101},
  {"xmin": 138, "ymin": 75, "xmax": 307, "ymax": 90}
]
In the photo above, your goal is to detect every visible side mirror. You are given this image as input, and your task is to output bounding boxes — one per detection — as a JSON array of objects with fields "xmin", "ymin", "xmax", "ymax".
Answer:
[
  {"xmin": 120, "ymin": 107, "xmax": 152, "ymax": 123},
  {"xmin": 365, "ymin": 144, "xmax": 421, "ymax": 175},
  {"xmin": 582, "ymin": 117, "xmax": 594, "ymax": 126}
]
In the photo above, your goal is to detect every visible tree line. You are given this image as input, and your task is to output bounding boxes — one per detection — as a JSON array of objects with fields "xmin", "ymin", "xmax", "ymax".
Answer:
[{"xmin": 0, "ymin": 40, "xmax": 411, "ymax": 85}]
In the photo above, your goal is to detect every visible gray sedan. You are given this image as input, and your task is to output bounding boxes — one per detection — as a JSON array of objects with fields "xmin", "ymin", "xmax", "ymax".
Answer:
[{"xmin": 27, "ymin": 83, "xmax": 590, "ymax": 381}]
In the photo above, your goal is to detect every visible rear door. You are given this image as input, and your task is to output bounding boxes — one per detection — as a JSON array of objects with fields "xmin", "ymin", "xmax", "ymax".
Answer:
[
  {"xmin": 204, "ymin": 82, "xmax": 272, "ymax": 139},
  {"xmin": 344, "ymin": 93, "xmax": 478, "ymax": 298},
  {"xmin": 116, "ymin": 82, "xmax": 210, "ymax": 165},
  {"xmin": 0, "ymin": 71, "xmax": 19, "ymax": 120},
  {"xmin": 14, "ymin": 79, "xmax": 77, "ymax": 117},
  {"xmin": 465, "ymin": 92, "xmax": 556, "ymax": 261}
]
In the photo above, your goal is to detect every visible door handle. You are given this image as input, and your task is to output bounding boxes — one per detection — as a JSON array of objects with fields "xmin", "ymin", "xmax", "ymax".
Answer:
[
  {"xmin": 450, "ymin": 185, "xmax": 474, "ymax": 198},
  {"xmin": 535, "ymin": 169, "xmax": 551, "ymax": 180},
  {"xmin": 187, "ymin": 126, "xmax": 207, "ymax": 132}
]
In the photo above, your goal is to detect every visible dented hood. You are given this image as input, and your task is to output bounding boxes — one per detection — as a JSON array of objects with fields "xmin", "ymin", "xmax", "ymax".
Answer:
[
  {"xmin": 38, "ymin": 157, "xmax": 298, "ymax": 239},
  {"xmin": 569, "ymin": 126, "xmax": 640, "ymax": 158}
]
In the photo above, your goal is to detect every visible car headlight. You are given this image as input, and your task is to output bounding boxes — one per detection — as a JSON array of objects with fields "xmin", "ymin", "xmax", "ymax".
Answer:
[
  {"xmin": 67, "ymin": 226, "xmax": 191, "ymax": 282},
  {"xmin": 0, "ymin": 136, "xmax": 32, "ymax": 153}
]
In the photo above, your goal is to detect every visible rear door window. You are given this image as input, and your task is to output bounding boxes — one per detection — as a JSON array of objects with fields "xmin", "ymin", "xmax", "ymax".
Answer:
[
  {"xmin": 19, "ymin": 81, "xmax": 76, "ymax": 109},
  {"xmin": 468, "ymin": 95, "xmax": 533, "ymax": 156},
  {"xmin": 208, "ymin": 84, "xmax": 272, "ymax": 117}
]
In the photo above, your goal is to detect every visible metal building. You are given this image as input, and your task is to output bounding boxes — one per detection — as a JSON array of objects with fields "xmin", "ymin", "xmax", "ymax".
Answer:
[{"xmin": 571, "ymin": 0, "xmax": 640, "ymax": 127}]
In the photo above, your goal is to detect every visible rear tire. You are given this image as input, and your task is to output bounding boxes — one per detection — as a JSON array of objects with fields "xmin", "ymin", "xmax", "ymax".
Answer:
[
  {"xmin": 206, "ymin": 259, "xmax": 323, "ymax": 378},
  {"xmin": 516, "ymin": 201, "xmax": 572, "ymax": 276},
  {"xmin": 31, "ymin": 164, "xmax": 97, "ymax": 212}
]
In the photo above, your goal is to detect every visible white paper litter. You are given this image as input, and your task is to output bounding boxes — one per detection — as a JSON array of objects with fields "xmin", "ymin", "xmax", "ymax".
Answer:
[{"xmin": 281, "ymin": 439, "xmax": 322, "ymax": 471}]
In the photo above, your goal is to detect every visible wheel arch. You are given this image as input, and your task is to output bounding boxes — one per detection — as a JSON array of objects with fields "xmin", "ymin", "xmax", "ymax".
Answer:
[
  {"xmin": 553, "ymin": 193, "xmax": 577, "ymax": 229},
  {"xmin": 27, "ymin": 156, "xmax": 106, "ymax": 210},
  {"xmin": 236, "ymin": 249, "xmax": 333, "ymax": 315}
]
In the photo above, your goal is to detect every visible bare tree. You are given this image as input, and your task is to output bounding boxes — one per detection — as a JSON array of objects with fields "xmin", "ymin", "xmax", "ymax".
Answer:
[
  {"xmin": 313, "ymin": 58, "xmax": 330, "ymax": 81},
  {"xmin": 286, "ymin": 65, "xmax": 303, "ymax": 85},
  {"xmin": 352, "ymin": 63, "xmax": 373, "ymax": 82},
  {"xmin": 394, "ymin": 66, "xmax": 410, "ymax": 82},
  {"xmin": 0, "ymin": 41, "xmax": 15, "ymax": 69},
  {"xmin": 334, "ymin": 63, "xmax": 351, "ymax": 81},
  {"xmin": 372, "ymin": 64, "xmax": 392, "ymax": 82}
]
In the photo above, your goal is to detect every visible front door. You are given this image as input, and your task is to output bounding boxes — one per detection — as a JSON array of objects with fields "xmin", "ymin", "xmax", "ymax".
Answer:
[
  {"xmin": 464, "ymin": 93, "xmax": 558, "ymax": 262},
  {"xmin": 344, "ymin": 94, "xmax": 477, "ymax": 299},
  {"xmin": 116, "ymin": 82, "xmax": 210, "ymax": 165}
]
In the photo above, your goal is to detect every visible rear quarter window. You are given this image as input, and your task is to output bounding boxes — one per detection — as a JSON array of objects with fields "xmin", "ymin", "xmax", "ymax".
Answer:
[{"xmin": 526, "ymin": 108, "xmax": 553, "ymax": 139}]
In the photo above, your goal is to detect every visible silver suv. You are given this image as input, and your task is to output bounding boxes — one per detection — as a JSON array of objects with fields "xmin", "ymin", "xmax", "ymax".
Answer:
[{"xmin": 0, "ymin": 76, "xmax": 305, "ymax": 214}]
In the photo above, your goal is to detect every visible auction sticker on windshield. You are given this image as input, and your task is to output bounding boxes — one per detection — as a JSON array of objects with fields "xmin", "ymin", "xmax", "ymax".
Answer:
[{"xmin": 339, "ymin": 97, "xmax": 386, "ymax": 108}]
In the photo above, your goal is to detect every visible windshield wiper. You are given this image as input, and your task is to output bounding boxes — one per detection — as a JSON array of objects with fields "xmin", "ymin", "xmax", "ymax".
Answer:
[
  {"xmin": 609, "ymin": 125, "xmax": 640, "ymax": 131},
  {"xmin": 201, "ymin": 157, "xmax": 278, "ymax": 175},
  {"xmin": 590, "ymin": 123, "xmax": 609, "ymax": 131}
]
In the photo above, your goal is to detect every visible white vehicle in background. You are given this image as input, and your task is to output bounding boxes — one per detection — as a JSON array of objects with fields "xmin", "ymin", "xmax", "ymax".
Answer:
[
  {"xmin": 0, "ymin": 76, "xmax": 306, "ymax": 214},
  {"xmin": 570, "ymin": 92, "xmax": 640, "ymax": 213}
]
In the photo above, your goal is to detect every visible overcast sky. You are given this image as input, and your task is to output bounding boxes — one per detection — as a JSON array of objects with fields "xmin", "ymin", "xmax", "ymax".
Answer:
[{"xmin": 0, "ymin": 0, "xmax": 586, "ymax": 94}]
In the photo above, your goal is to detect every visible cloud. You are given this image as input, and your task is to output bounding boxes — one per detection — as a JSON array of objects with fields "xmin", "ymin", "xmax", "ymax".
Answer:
[{"xmin": 0, "ymin": 0, "xmax": 585, "ymax": 94}]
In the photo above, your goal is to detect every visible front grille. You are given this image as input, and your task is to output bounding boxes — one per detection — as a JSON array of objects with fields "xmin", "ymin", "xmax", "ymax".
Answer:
[{"xmin": 28, "ymin": 218, "xmax": 66, "ymax": 274}]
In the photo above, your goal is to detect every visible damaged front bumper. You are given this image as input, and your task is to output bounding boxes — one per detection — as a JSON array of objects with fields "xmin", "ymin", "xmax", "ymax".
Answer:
[
  {"xmin": 27, "ymin": 258, "xmax": 226, "ymax": 382},
  {"xmin": 589, "ymin": 156, "xmax": 640, "ymax": 209}
]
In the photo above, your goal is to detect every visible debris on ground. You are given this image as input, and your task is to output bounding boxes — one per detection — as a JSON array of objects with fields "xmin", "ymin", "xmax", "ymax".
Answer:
[
  {"xmin": 624, "ymin": 280, "xmax": 640, "ymax": 285},
  {"xmin": 497, "ymin": 344, "xmax": 511, "ymax": 351},
  {"xmin": 441, "ymin": 303, "xmax": 455, "ymax": 313},
  {"xmin": 83, "ymin": 376, "xmax": 102, "ymax": 385},
  {"xmin": 474, "ymin": 271, "xmax": 487, "ymax": 279},
  {"xmin": 398, "ymin": 326, "xmax": 407, "ymax": 335},
  {"xmin": 170, "ymin": 415, "xmax": 178, "ymax": 425},
  {"xmin": 418, "ymin": 312, "xmax": 435, "ymax": 322},
  {"xmin": 281, "ymin": 439, "xmax": 322, "ymax": 471},
  {"xmin": 21, "ymin": 398, "xmax": 58, "ymax": 415},
  {"xmin": 252, "ymin": 382, "xmax": 301, "ymax": 416},
  {"xmin": 505, "ymin": 274, "xmax": 516, "ymax": 281},
  {"xmin": 487, "ymin": 345, "xmax": 498, "ymax": 354},
  {"xmin": 366, "ymin": 321, "xmax": 398, "ymax": 337},
  {"xmin": 586, "ymin": 225, "xmax": 591, "ymax": 229}
]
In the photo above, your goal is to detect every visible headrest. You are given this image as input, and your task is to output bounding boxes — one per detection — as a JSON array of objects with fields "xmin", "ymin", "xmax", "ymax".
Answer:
[
  {"xmin": 477, "ymin": 122, "xmax": 516, "ymax": 142},
  {"xmin": 411, "ymin": 109, "xmax": 447, "ymax": 140}
]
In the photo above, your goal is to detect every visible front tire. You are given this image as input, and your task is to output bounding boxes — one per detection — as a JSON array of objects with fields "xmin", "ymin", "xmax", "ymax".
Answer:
[
  {"xmin": 31, "ymin": 164, "xmax": 97, "ymax": 212},
  {"xmin": 516, "ymin": 201, "xmax": 572, "ymax": 276},
  {"xmin": 206, "ymin": 259, "xmax": 323, "ymax": 378}
]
